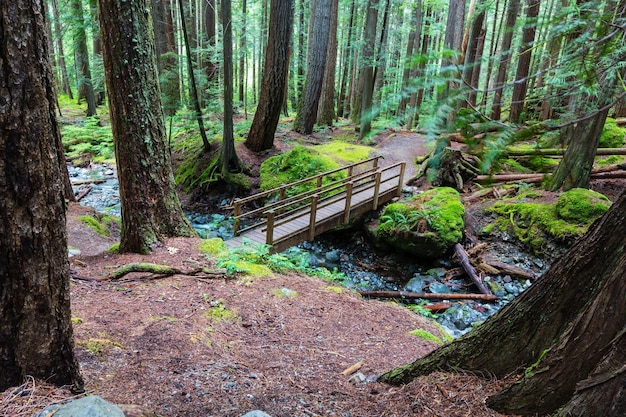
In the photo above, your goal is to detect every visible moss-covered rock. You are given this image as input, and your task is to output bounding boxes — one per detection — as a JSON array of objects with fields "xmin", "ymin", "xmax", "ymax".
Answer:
[
  {"xmin": 375, "ymin": 187, "xmax": 465, "ymax": 259},
  {"xmin": 488, "ymin": 188, "xmax": 611, "ymax": 255}
]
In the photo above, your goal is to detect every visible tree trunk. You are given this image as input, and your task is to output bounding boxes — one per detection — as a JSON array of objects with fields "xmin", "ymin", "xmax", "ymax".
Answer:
[
  {"xmin": 221, "ymin": 0, "xmax": 240, "ymax": 172},
  {"xmin": 397, "ymin": 1, "xmax": 421, "ymax": 121},
  {"xmin": 178, "ymin": 0, "xmax": 211, "ymax": 152},
  {"xmin": 99, "ymin": 0, "xmax": 196, "ymax": 254},
  {"xmin": 293, "ymin": 0, "xmax": 331, "ymax": 134},
  {"xmin": 238, "ymin": 0, "xmax": 247, "ymax": 105},
  {"xmin": 72, "ymin": 0, "xmax": 97, "ymax": 116},
  {"xmin": 337, "ymin": 0, "xmax": 356, "ymax": 118},
  {"xmin": 461, "ymin": 0, "xmax": 486, "ymax": 107},
  {"xmin": 244, "ymin": 0, "xmax": 294, "ymax": 152},
  {"xmin": 491, "ymin": 0, "xmax": 521, "ymax": 120},
  {"xmin": 357, "ymin": 0, "xmax": 379, "ymax": 139},
  {"xmin": 316, "ymin": 0, "xmax": 338, "ymax": 126},
  {"xmin": 0, "ymin": 0, "xmax": 83, "ymax": 391},
  {"xmin": 203, "ymin": 0, "xmax": 218, "ymax": 82},
  {"xmin": 380, "ymin": 189, "xmax": 626, "ymax": 416},
  {"xmin": 89, "ymin": 0, "xmax": 105, "ymax": 105},
  {"xmin": 51, "ymin": 0, "xmax": 73, "ymax": 98},
  {"xmin": 153, "ymin": 0, "xmax": 181, "ymax": 116},
  {"xmin": 508, "ymin": 0, "xmax": 540, "ymax": 123}
]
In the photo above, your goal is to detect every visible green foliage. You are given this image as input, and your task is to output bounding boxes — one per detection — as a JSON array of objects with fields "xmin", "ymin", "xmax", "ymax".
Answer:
[
  {"xmin": 77, "ymin": 333, "xmax": 122, "ymax": 355},
  {"xmin": 61, "ymin": 116, "xmax": 114, "ymax": 164},
  {"xmin": 313, "ymin": 141, "xmax": 374, "ymax": 164},
  {"xmin": 259, "ymin": 146, "xmax": 344, "ymax": 196},
  {"xmin": 599, "ymin": 118, "xmax": 626, "ymax": 148},
  {"xmin": 198, "ymin": 238, "xmax": 226, "ymax": 256},
  {"xmin": 488, "ymin": 188, "xmax": 611, "ymax": 254},
  {"xmin": 107, "ymin": 243, "xmax": 120, "ymax": 253},
  {"xmin": 205, "ymin": 299, "xmax": 239, "ymax": 324},
  {"xmin": 407, "ymin": 301, "xmax": 439, "ymax": 319}
]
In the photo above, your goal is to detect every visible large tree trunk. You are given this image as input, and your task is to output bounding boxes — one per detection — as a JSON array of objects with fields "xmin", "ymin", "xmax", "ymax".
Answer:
[
  {"xmin": 357, "ymin": 0, "xmax": 379, "ymax": 139},
  {"xmin": 380, "ymin": 189, "xmax": 626, "ymax": 415},
  {"xmin": 221, "ymin": 0, "xmax": 240, "ymax": 172},
  {"xmin": 491, "ymin": 0, "xmax": 521, "ymax": 120},
  {"xmin": 245, "ymin": 0, "xmax": 294, "ymax": 152},
  {"xmin": 99, "ymin": 0, "xmax": 196, "ymax": 254},
  {"xmin": 293, "ymin": 0, "xmax": 331, "ymax": 134},
  {"xmin": 508, "ymin": 0, "xmax": 540, "ymax": 123},
  {"xmin": 316, "ymin": 0, "xmax": 338, "ymax": 126},
  {"xmin": 153, "ymin": 0, "xmax": 181, "ymax": 116},
  {"xmin": 71, "ymin": 0, "xmax": 97, "ymax": 116},
  {"xmin": 51, "ymin": 0, "xmax": 74, "ymax": 99},
  {"xmin": 0, "ymin": 0, "xmax": 83, "ymax": 391}
]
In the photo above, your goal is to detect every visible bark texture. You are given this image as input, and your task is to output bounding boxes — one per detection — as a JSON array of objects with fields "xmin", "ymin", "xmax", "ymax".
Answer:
[
  {"xmin": 293, "ymin": 0, "xmax": 331, "ymax": 134},
  {"xmin": 99, "ymin": 0, "xmax": 195, "ymax": 254},
  {"xmin": 0, "ymin": 0, "xmax": 83, "ymax": 391},
  {"xmin": 245, "ymin": 0, "xmax": 294, "ymax": 152},
  {"xmin": 380, "ymin": 189, "xmax": 626, "ymax": 414},
  {"xmin": 71, "ymin": 0, "xmax": 97, "ymax": 116}
]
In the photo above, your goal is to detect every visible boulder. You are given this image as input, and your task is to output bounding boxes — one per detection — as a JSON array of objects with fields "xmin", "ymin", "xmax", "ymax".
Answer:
[
  {"xmin": 374, "ymin": 187, "xmax": 465, "ymax": 259},
  {"xmin": 34, "ymin": 396, "xmax": 124, "ymax": 417}
]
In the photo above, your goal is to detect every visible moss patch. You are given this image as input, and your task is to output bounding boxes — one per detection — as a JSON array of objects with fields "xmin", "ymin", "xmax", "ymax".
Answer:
[
  {"xmin": 409, "ymin": 329, "xmax": 446, "ymax": 345},
  {"xmin": 198, "ymin": 238, "xmax": 226, "ymax": 256},
  {"xmin": 376, "ymin": 187, "xmax": 465, "ymax": 258},
  {"xmin": 79, "ymin": 213, "xmax": 120, "ymax": 237},
  {"xmin": 314, "ymin": 140, "xmax": 374, "ymax": 164},
  {"xmin": 489, "ymin": 188, "xmax": 611, "ymax": 255},
  {"xmin": 599, "ymin": 118, "xmax": 626, "ymax": 148},
  {"xmin": 259, "ymin": 146, "xmax": 344, "ymax": 196}
]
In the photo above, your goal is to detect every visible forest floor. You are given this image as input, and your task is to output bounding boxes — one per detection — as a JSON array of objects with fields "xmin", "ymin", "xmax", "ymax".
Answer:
[{"xmin": 3, "ymin": 123, "xmax": 625, "ymax": 417}]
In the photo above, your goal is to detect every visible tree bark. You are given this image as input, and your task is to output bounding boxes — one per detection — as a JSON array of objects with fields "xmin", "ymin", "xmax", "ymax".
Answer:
[
  {"xmin": 508, "ymin": 0, "xmax": 540, "ymax": 123},
  {"xmin": 0, "ymin": 0, "xmax": 83, "ymax": 391},
  {"xmin": 50, "ymin": 0, "xmax": 73, "ymax": 98},
  {"xmin": 221, "ymin": 0, "xmax": 240, "ymax": 173},
  {"xmin": 316, "ymin": 0, "xmax": 338, "ymax": 126},
  {"xmin": 491, "ymin": 0, "xmax": 521, "ymax": 120},
  {"xmin": 380, "ymin": 189, "xmax": 626, "ymax": 415},
  {"xmin": 357, "ymin": 0, "xmax": 379, "ymax": 139},
  {"xmin": 99, "ymin": 0, "xmax": 196, "ymax": 254},
  {"xmin": 293, "ymin": 0, "xmax": 331, "ymax": 134},
  {"xmin": 245, "ymin": 0, "xmax": 294, "ymax": 152},
  {"xmin": 71, "ymin": 0, "xmax": 97, "ymax": 116}
]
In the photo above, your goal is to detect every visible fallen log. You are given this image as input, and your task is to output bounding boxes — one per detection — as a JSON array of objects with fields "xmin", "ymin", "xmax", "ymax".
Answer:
[
  {"xmin": 75, "ymin": 186, "xmax": 93, "ymax": 202},
  {"xmin": 487, "ymin": 260, "xmax": 535, "ymax": 280},
  {"xmin": 357, "ymin": 290, "xmax": 498, "ymax": 302},
  {"xmin": 505, "ymin": 148, "xmax": 626, "ymax": 156},
  {"xmin": 453, "ymin": 243, "xmax": 492, "ymax": 295},
  {"xmin": 109, "ymin": 262, "xmax": 229, "ymax": 281},
  {"xmin": 71, "ymin": 178, "xmax": 108, "ymax": 185}
]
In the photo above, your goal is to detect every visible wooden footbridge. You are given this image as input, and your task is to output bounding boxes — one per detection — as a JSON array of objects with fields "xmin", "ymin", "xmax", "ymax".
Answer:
[{"xmin": 226, "ymin": 156, "xmax": 406, "ymax": 253}]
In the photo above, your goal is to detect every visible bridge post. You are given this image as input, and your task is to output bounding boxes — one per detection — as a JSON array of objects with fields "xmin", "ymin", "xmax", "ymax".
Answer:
[
  {"xmin": 372, "ymin": 171, "xmax": 382, "ymax": 210},
  {"xmin": 233, "ymin": 200, "xmax": 241, "ymax": 236},
  {"xmin": 266, "ymin": 210, "xmax": 275, "ymax": 245},
  {"xmin": 309, "ymin": 195, "xmax": 319, "ymax": 240},
  {"xmin": 344, "ymin": 182, "xmax": 353, "ymax": 223},
  {"xmin": 397, "ymin": 162, "xmax": 406, "ymax": 197},
  {"xmin": 316, "ymin": 175, "xmax": 322, "ymax": 189}
]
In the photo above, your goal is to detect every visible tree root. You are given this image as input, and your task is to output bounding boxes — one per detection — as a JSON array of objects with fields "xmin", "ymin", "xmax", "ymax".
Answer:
[{"xmin": 108, "ymin": 262, "xmax": 230, "ymax": 281}]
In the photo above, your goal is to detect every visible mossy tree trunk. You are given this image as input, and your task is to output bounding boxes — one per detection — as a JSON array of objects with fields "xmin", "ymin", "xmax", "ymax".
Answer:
[
  {"xmin": 220, "ymin": 0, "xmax": 240, "ymax": 172},
  {"xmin": 71, "ymin": 0, "xmax": 97, "ymax": 116},
  {"xmin": 245, "ymin": 0, "xmax": 294, "ymax": 152},
  {"xmin": 0, "ymin": 0, "xmax": 83, "ymax": 391},
  {"xmin": 99, "ymin": 0, "xmax": 196, "ymax": 254},
  {"xmin": 380, "ymin": 190, "xmax": 626, "ymax": 416}
]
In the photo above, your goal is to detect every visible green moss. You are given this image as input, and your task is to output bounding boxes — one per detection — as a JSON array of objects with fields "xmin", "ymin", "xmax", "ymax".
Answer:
[
  {"xmin": 198, "ymin": 238, "xmax": 226, "ymax": 256},
  {"xmin": 324, "ymin": 285, "xmax": 344, "ymax": 294},
  {"xmin": 555, "ymin": 188, "xmax": 611, "ymax": 223},
  {"xmin": 79, "ymin": 213, "xmax": 120, "ymax": 238},
  {"xmin": 409, "ymin": 329, "xmax": 445, "ymax": 345},
  {"xmin": 599, "ymin": 118, "xmax": 626, "ymax": 148},
  {"xmin": 259, "ymin": 146, "xmax": 344, "ymax": 196},
  {"xmin": 314, "ymin": 140, "xmax": 374, "ymax": 163},
  {"xmin": 205, "ymin": 300, "xmax": 239, "ymax": 323},
  {"xmin": 107, "ymin": 243, "xmax": 120, "ymax": 253},
  {"xmin": 77, "ymin": 333, "xmax": 122, "ymax": 355},
  {"xmin": 489, "ymin": 188, "xmax": 611, "ymax": 255},
  {"xmin": 377, "ymin": 187, "xmax": 465, "ymax": 258},
  {"xmin": 273, "ymin": 288, "xmax": 299, "ymax": 297},
  {"xmin": 71, "ymin": 317, "xmax": 84, "ymax": 325}
]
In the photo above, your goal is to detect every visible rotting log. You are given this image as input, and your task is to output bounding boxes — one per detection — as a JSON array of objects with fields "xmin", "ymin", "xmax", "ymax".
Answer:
[
  {"xmin": 453, "ymin": 243, "xmax": 492, "ymax": 295},
  {"xmin": 75, "ymin": 186, "xmax": 93, "ymax": 202},
  {"xmin": 109, "ymin": 262, "xmax": 229, "ymax": 281},
  {"xmin": 70, "ymin": 178, "xmax": 108, "ymax": 185},
  {"xmin": 357, "ymin": 290, "xmax": 498, "ymax": 302}
]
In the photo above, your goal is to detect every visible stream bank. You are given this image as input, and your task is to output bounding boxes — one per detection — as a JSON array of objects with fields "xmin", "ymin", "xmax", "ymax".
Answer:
[{"xmin": 69, "ymin": 163, "xmax": 550, "ymax": 338}]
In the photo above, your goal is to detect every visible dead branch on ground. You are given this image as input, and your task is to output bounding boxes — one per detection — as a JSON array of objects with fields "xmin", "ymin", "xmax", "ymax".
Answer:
[{"xmin": 109, "ymin": 262, "xmax": 229, "ymax": 281}]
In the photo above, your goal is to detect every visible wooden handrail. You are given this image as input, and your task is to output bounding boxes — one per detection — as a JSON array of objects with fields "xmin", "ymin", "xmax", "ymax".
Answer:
[{"xmin": 231, "ymin": 159, "xmax": 406, "ymax": 247}]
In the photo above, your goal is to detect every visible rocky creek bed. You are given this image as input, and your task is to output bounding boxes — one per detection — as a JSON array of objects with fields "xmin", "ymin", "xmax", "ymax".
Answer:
[{"xmin": 69, "ymin": 163, "xmax": 550, "ymax": 338}]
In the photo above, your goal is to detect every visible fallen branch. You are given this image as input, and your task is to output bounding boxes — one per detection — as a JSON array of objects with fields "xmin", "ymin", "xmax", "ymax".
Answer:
[
  {"xmin": 357, "ymin": 290, "xmax": 498, "ymax": 302},
  {"xmin": 109, "ymin": 262, "xmax": 229, "ymax": 281},
  {"xmin": 505, "ymin": 148, "xmax": 626, "ymax": 156},
  {"xmin": 486, "ymin": 261, "xmax": 535, "ymax": 280},
  {"xmin": 341, "ymin": 361, "xmax": 364, "ymax": 376},
  {"xmin": 453, "ymin": 243, "xmax": 492, "ymax": 295}
]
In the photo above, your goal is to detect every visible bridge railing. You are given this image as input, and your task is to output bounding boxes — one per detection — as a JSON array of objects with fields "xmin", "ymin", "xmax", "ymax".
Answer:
[{"xmin": 230, "ymin": 156, "xmax": 405, "ymax": 246}]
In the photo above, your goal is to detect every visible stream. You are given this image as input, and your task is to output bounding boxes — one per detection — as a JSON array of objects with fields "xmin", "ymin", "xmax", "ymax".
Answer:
[{"xmin": 69, "ymin": 163, "xmax": 549, "ymax": 338}]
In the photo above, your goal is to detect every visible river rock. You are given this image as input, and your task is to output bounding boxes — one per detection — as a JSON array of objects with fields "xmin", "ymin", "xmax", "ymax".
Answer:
[
  {"xmin": 34, "ymin": 396, "xmax": 124, "ymax": 417},
  {"xmin": 240, "ymin": 411, "xmax": 273, "ymax": 417},
  {"xmin": 373, "ymin": 187, "xmax": 465, "ymax": 259}
]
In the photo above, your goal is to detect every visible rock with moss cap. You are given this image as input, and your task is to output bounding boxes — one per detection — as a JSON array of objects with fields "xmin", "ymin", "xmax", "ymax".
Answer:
[{"xmin": 373, "ymin": 187, "xmax": 465, "ymax": 259}]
